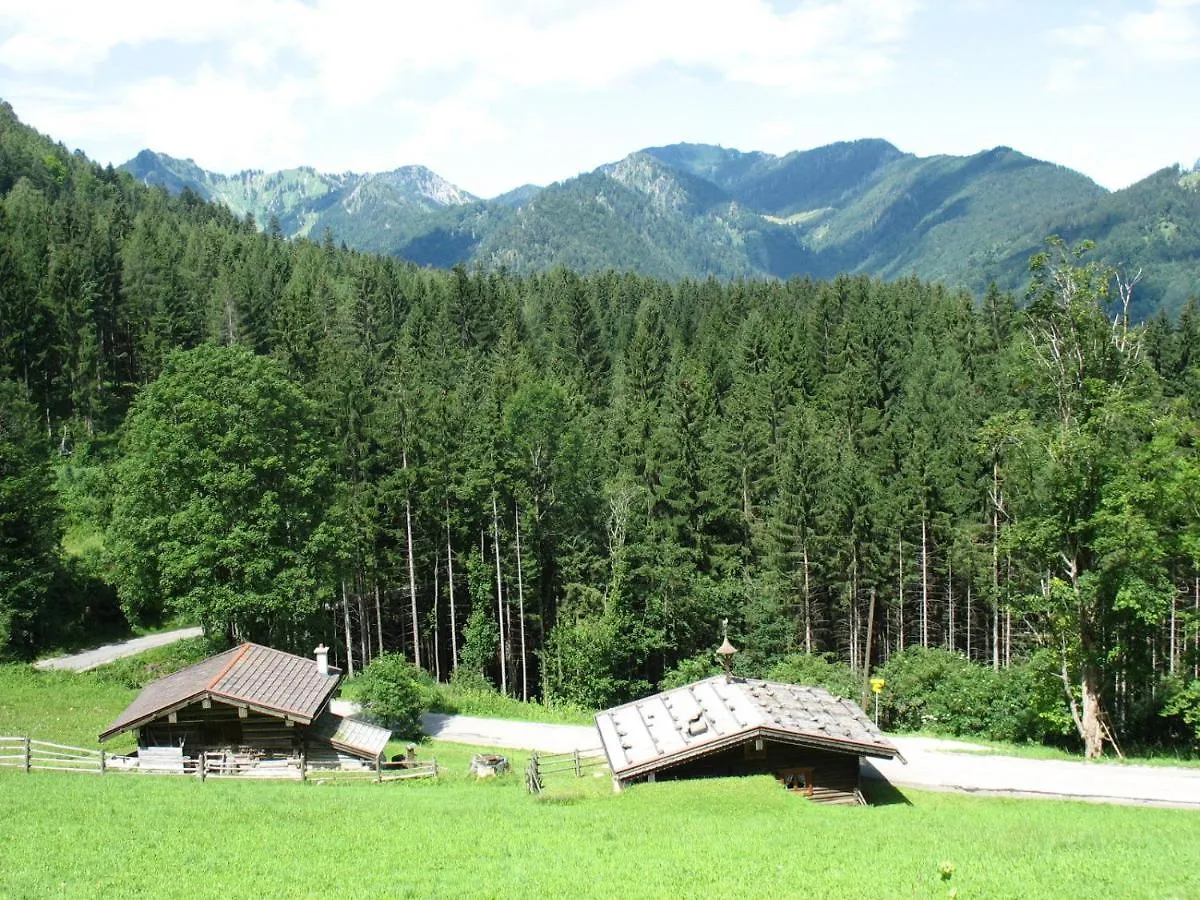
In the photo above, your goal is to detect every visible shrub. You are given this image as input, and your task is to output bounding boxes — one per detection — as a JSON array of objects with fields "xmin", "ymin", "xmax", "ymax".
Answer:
[
  {"xmin": 660, "ymin": 653, "xmax": 721, "ymax": 690},
  {"xmin": 1159, "ymin": 678, "xmax": 1200, "ymax": 749},
  {"xmin": 354, "ymin": 652, "xmax": 423, "ymax": 740},
  {"xmin": 875, "ymin": 647, "xmax": 1072, "ymax": 744},
  {"xmin": 541, "ymin": 613, "xmax": 649, "ymax": 709}
]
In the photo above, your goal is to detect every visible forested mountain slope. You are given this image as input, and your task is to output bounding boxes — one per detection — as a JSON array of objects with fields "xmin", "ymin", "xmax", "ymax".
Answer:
[
  {"xmin": 123, "ymin": 134, "xmax": 1200, "ymax": 320},
  {"xmin": 4, "ymin": 102, "xmax": 1200, "ymax": 758}
]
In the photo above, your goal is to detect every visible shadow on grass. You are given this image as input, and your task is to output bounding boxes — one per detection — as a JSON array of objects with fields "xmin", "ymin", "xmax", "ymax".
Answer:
[{"xmin": 861, "ymin": 776, "xmax": 913, "ymax": 807}]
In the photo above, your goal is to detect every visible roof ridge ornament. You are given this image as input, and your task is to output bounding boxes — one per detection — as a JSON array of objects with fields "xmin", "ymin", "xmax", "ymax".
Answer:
[{"xmin": 715, "ymin": 619, "xmax": 737, "ymax": 683}]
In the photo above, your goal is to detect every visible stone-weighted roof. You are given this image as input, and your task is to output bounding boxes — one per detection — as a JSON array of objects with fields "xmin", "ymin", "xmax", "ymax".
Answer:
[{"xmin": 595, "ymin": 676, "xmax": 901, "ymax": 780}]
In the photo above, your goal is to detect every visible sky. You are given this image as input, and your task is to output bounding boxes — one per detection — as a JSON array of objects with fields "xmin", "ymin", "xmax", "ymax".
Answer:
[{"xmin": 1, "ymin": 0, "xmax": 1197, "ymax": 199}]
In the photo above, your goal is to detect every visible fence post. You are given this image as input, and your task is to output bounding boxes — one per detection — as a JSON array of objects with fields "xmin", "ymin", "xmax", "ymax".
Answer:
[
  {"xmin": 100, "ymin": 749, "xmax": 106, "ymax": 775},
  {"xmin": 198, "ymin": 752, "xmax": 207, "ymax": 782},
  {"xmin": 23, "ymin": 736, "xmax": 30, "ymax": 773},
  {"xmin": 574, "ymin": 749, "xmax": 581, "ymax": 777},
  {"xmin": 375, "ymin": 756, "xmax": 382, "ymax": 783},
  {"xmin": 300, "ymin": 750, "xmax": 307, "ymax": 783}
]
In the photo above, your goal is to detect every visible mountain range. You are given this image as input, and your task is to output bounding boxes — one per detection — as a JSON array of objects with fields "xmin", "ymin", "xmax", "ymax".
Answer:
[{"xmin": 124, "ymin": 140, "xmax": 1200, "ymax": 319}]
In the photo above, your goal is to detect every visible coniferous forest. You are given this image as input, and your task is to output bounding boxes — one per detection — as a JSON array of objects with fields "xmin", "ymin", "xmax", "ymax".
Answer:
[{"xmin": 3, "ymin": 103, "xmax": 1200, "ymax": 758}]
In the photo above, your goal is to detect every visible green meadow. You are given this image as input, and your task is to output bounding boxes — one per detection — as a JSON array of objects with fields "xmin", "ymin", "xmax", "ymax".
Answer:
[
  {"xmin": 2, "ymin": 763, "xmax": 1198, "ymax": 899},
  {"xmin": 1, "ymin": 664, "xmax": 1198, "ymax": 899}
]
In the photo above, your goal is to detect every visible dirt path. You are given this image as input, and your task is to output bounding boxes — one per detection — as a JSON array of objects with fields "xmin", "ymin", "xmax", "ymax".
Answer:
[
  {"xmin": 33, "ymin": 627, "xmax": 204, "ymax": 672},
  {"xmin": 402, "ymin": 711, "xmax": 1200, "ymax": 808}
]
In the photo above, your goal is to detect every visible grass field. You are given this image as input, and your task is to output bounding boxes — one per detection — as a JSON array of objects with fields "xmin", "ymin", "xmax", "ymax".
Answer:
[
  {"xmin": 3, "ymin": 659, "xmax": 1199, "ymax": 898},
  {"xmin": 2, "ymin": 762, "xmax": 1198, "ymax": 899}
]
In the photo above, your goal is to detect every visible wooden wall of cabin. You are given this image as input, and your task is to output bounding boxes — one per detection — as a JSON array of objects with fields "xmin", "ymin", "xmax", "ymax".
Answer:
[
  {"xmin": 653, "ymin": 741, "xmax": 863, "ymax": 804},
  {"xmin": 138, "ymin": 703, "xmax": 302, "ymax": 756}
]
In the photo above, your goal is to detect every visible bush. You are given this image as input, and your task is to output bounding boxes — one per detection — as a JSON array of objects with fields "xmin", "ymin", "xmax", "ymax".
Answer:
[
  {"xmin": 1159, "ymin": 678, "xmax": 1200, "ymax": 750},
  {"xmin": 354, "ymin": 652, "xmax": 424, "ymax": 740},
  {"xmin": 659, "ymin": 653, "xmax": 721, "ymax": 690},
  {"xmin": 541, "ymin": 613, "xmax": 649, "ymax": 709},
  {"xmin": 874, "ymin": 647, "xmax": 1071, "ymax": 744}
]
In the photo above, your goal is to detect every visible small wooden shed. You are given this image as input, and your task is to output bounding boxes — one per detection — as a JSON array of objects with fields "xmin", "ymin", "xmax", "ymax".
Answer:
[
  {"xmin": 99, "ymin": 642, "xmax": 389, "ymax": 770},
  {"xmin": 595, "ymin": 675, "xmax": 903, "ymax": 805}
]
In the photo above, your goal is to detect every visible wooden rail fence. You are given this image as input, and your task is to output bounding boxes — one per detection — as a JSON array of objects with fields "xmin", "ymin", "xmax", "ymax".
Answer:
[
  {"xmin": 525, "ymin": 748, "xmax": 607, "ymax": 794},
  {"xmin": 0, "ymin": 736, "xmax": 436, "ymax": 783}
]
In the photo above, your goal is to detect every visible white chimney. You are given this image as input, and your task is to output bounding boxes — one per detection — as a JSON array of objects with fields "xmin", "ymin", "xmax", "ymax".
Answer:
[{"xmin": 315, "ymin": 644, "xmax": 329, "ymax": 677}]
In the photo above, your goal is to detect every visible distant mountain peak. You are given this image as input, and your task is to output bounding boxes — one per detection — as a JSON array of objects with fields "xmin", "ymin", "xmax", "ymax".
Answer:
[
  {"xmin": 599, "ymin": 151, "xmax": 730, "ymax": 215},
  {"xmin": 115, "ymin": 134, "xmax": 1194, "ymax": 318}
]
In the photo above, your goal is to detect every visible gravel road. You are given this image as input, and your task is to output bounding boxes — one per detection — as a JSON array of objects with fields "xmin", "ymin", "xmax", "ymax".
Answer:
[
  {"xmin": 33, "ymin": 626, "xmax": 204, "ymax": 672},
  {"xmin": 867, "ymin": 738, "xmax": 1200, "ymax": 809}
]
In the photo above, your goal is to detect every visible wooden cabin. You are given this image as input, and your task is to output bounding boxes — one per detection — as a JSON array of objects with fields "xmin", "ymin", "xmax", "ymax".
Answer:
[
  {"xmin": 595, "ymin": 675, "xmax": 903, "ymax": 805},
  {"xmin": 99, "ymin": 642, "xmax": 390, "ymax": 772}
]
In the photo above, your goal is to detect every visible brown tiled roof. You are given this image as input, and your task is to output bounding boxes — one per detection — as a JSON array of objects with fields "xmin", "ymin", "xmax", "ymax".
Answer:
[
  {"xmin": 100, "ymin": 643, "xmax": 341, "ymax": 742},
  {"xmin": 596, "ymin": 675, "xmax": 903, "ymax": 780}
]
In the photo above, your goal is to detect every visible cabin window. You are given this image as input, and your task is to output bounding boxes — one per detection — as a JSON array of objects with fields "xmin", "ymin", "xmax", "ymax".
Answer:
[{"xmin": 777, "ymin": 766, "xmax": 814, "ymax": 798}]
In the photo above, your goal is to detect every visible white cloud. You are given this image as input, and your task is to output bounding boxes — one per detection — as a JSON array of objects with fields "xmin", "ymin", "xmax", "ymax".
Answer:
[
  {"xmin": 1120, "ymin": 0, "xmax": 1200, "ymax": 61},
  {"xmin": 1048, "ymin": 0, "xmax": 1200, "ymax": 64},
  {"xmin": 0, "ymin": 0, "xmax": 919, "ymax": 92},
  {"xmin": 0, "ymin": 0, "xmax": 922, "ymax": 190},
  {"xmin": 0, "ymin": 0, "xmax": 295, "ymax": 73}
]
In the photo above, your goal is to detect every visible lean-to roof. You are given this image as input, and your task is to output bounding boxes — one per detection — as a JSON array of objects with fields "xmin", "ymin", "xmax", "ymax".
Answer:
[
  {"xmin": 596, "ymin": 676, "xmax": 902, "ymax": 781},
  {"xmin": 309, "ymin": 712, "xmax": 392, "ymax": 760},
  {"xmin": 100, "ymin": 643, "xmax": 341, "ymax": 741}
]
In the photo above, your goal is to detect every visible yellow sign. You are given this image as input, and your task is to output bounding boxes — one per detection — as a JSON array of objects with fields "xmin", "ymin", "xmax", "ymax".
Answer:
[{"xmin": 870, "ymin": 678, "xmax": 885, "ymax": 694}]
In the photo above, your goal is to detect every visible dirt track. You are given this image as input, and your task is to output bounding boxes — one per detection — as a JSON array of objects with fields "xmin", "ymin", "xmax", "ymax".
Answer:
[{"xmin": 33, "ymin": 627, "xmax": 204, "ymax": 672}]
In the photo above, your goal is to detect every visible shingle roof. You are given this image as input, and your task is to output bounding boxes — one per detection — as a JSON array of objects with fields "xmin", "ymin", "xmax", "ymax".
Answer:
[
  {"xmin": 309, "ymin": 712, "xmax": 392, "ymax": 760},
  {"xmin": 596, "ymin": 676, "xmax": 902, "ymax": 780},
  {"xmin": 99, "ymin": 643, "xmax": 341, "ymax": 741}
]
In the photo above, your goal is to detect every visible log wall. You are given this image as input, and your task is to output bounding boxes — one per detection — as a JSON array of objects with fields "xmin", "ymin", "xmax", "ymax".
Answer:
[
  {"xmin": 653, "ymin": 740, "xmax": 864, "ymax": 805},
  {"xmin": 139, "ymin": 702, "xmax": 301, "ymax": 755}
]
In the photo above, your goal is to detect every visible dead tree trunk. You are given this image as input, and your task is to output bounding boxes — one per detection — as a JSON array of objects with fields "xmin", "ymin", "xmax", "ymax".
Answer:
[
  {"xmin": 802, "ymin": 543, "xmax": 812, "ymax": 654},
  {"xmin": 515, "ymin": 508, "xmax": 528, "ymax": 702},
  {"xmin": 446, "ymin": 504, "xmax": 458, "ymax": 673},
  {"xmin": 492, "ymin": 493, "xmax": 507, "ymax": 695},
  {"xmin": 947, "ymin": 558, "xmax": 955, "ymax": 653},
  {"xmin": 341, "ymin": 579, "xmax": 355, "ymax": 677},
  {"xmin": 921, "ymin": 517, "xmax": 929, "ymax": 648},
  {"xmin": 860, "ymin": 587, "xmax": 877, "ymax": 709},
  {"xmin": 991, "ymin": 458, "xmax": 1002, "ymax": 671},
  {"xmin": 374, "ymin": 582, "xmax": 384, "ymax": 657},
  {"xmin": 897, "ymin": 533, "xmax": 905, "ymax": 652},
  {"xmin": 404, "ymin": 451, "xmax": 420, "ymax": 670}
]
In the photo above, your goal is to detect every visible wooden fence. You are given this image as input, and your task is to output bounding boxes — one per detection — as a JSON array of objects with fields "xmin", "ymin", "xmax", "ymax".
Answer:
[
  {"xmin": 525, "ymin": 748, "xmax": 607, "ymax": 794},
  {"xmin": 0, "ymin": 736, "xmax": 436, "ymax": 783}
]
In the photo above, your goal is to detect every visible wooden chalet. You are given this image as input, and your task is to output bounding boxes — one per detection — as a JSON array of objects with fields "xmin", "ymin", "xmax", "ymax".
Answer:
[
  {"xmin": 99, "ymin": 642, "xmax": 390, "ymax": 773},
  {"xmin": 595, "ymin": 674, "xmax": 904, "ymax": 805}
]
